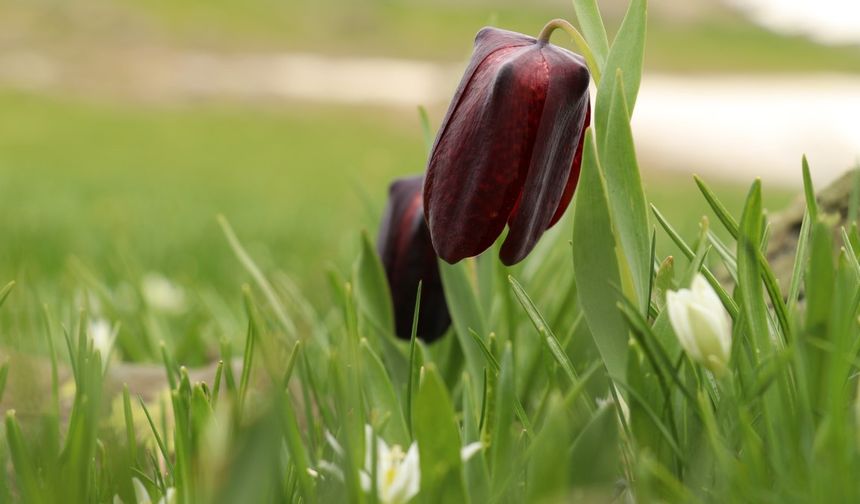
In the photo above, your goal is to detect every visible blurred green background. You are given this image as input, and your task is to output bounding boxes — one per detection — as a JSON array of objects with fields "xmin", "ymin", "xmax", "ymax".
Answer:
[{"xmin": 5, "ymin": 0, "xmax": 855, "ymax": 309}]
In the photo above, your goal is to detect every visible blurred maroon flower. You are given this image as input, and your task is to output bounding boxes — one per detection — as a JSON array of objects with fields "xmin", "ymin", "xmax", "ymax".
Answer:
[
  {"xmin": 423, "ymin": 26, "xmax": 591, "ymax": 266},
  {"xmin": 378, "ymin": 175, "xmax": 450, "ymax": 342}
]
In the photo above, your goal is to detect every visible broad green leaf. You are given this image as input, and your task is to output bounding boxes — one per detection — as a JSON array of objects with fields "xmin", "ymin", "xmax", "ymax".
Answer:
[
  {"xmin": 415, "ymin": 365, "xmax": 468, "ymax": 503},
  {"xmin": 600, "ymin": 76, "xmax": 651, "ymax": 312},
  {"xmin": 438, "ymin": 259, "xmax": 487, "ymax": 396},
  {"xmin": 572, "ymin": 0, "xmax": 610, "ymax": 69},
  {"xmin": 360, "ymin": 340, "xmax": 409, "ymax": 446},
  {"xmin": 806, "ymin": 221, "xmax": 834, "ymax": 334},
  {"xmin": 824, "ymin": 254, "xmax": 860, "ymax": 421},
  {"xmin": 353, "ymin": 232, "xmax": 411, "ymax": 387},
  {"xmin": 570, "ymin": 403, "xmax": 620, "ymax": 486},
  {"xmin": 476, "ymin": 251, "xmax": 496, "ymax": 317},
  {"xmin": 595, "ymin": 0, "xmax": 647, "ymax": 145},
  {"xmin": 353, "ymin": 230, "xmax": 395, "ymax": 336},
  {"xmin": 572, "ymin": 128, "xmax": 628, "ymax": 382},
  {"xmin": 526, "ymin": 395, "xmax": 570, "ymax": 502}
]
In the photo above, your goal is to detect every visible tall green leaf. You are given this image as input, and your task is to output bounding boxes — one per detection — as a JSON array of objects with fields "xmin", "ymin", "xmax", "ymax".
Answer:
[
  {"xmin": 572, "ymin": 129, "xmax": 628, "ymax": 382},
  {"xmin": 360, "ymin": 340, "xmax": 409, "ymax": 446},
  {"xmin": 438, "ymin": 259, "xmax": 488, "ymax": 395},
  {"xmin": 594, "ymin": 0, "xmax": 647, "ymax": 145},
  {"xmin": 354, "ymin": 231, "xmax": 395, "ymax": 336},
  {"xmin": 572, "ymin": 0, "xmax": 610, "ymax": 69},
  {"xmin": 414, "ymin": 365, "xmax": 468, "ymax": 502},
  {"xmin": 600, "ymin": 76, "xmax": 651, "ymax": 312}
]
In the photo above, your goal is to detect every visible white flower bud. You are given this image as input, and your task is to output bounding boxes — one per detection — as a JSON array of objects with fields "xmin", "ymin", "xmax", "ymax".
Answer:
[{"xmin": 666, "ymin": 273, "xmax": 732, "ymax": 375}]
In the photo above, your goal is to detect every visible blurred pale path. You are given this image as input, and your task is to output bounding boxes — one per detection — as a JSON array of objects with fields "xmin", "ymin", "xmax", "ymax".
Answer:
[
  {"xmin": 1, "ymin": 49, "xmax": 856, "ymax": 188},
  {"xmin": 725, "ymin": 0, "xmax": 860, "ymax": 45},
  {"xmin": 633, "ymin": 74, "xmax": 860, "ymax": 188}
]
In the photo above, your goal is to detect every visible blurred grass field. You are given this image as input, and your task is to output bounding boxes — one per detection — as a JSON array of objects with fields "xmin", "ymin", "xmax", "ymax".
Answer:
[{"xmin": 0, "ymin": 89, "xmax": 792, "ymax": 313}]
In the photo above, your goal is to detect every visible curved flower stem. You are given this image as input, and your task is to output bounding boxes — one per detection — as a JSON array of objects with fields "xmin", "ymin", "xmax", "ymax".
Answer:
[{"xmin": 537, "ymin": 18, "xmax": 602, "ymax": 85}]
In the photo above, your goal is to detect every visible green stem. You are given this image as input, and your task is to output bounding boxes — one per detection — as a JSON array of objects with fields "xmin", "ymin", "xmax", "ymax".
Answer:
[{"xmin": 537, "ymin": 18, "xmax": 602, "ymax": 85}]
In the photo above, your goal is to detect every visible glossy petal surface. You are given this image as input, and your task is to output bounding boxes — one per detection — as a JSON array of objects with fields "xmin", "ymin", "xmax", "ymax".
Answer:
[
  {"xmin": 424, "ymin": 27, "xmax": 590, "ymax": 265},
  {"xmin": 500, "ymin": 47, "xmax": 590, "ymax": 264}
]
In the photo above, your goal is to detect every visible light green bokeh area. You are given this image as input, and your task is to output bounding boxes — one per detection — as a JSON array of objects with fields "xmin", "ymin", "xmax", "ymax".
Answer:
[
  {"xmin": 0, "ymin": 91, "xmax": 426, "ymax": 303},
  {"xmin": 0, "ymin": 89, "xmax": 793, "ymax": 311}
]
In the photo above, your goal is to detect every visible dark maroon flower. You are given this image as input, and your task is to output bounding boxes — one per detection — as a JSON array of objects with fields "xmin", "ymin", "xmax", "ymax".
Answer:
[
  {"xmin": 378, "ymin": 175, "xmax": 451, "ymax": 342},
  {"xmin": 423, "ymin": 25, "xmax": 591, "ymax": 266}
]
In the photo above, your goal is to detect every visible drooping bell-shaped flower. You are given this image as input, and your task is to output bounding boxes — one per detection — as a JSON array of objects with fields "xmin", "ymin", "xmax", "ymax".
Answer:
[
  {"xmin": 423, "ymin": 23, "xmax": 591, "ymax": 265},
  {"xmin": 666, "ymin": 274, "xmax": 733, "ymax": 376},
  {"xmin": 377, "ymin": 175, "xmax": 451, "ymax": 342}
]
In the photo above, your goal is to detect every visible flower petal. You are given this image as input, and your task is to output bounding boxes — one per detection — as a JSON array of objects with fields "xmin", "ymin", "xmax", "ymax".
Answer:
[
  {"xmin": 547, "ymin": 104, "xmax": 590, "ymax": 228},
  {"xmin": 424, "ymin": 31, "xmax": 546, "ymax": 263},
  {"xmin": 667, "ymin": 289, "xmax": 704, "ymax": 361},
  {"xmin": 378, "ymin": 175, "xmax": 450, "ymax": 341},
  {"xmin": 132, "ymin": 478, "xmax": 151, "ymax": 504},
  {"xmin": 386, "ymin": 443, "xmax": 421, "ymax": 504},
  {"xmin": 500, "ymin": 44, "xmax": 590, "ymax": 265}
]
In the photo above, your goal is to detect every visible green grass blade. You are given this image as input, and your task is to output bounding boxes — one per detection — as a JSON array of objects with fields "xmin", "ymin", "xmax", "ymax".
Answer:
[
  {"xmin": 571, "ymin": 0, "xmax": 609, "ymax": 69},
  {"xmin": 489, "ymin": 343, "xmax": 517, "ymax": 497},
  {"xmin": 418, "ymin": 105, "xmax": 434, "ymax": 154},
  {"xmin": 0, "ymin": 281, "xmax": 15, "ymax": 310},
  {"xmin": 694, "ymin": 175, "xmax": 740, "ymax": 238},
  {"xmin": 218, "ymin": 215, "xmax": 297, "ymax": 337},
  {"xmin": 652, "ymin": 204, "xmax": 739, "ymax": 318},
  {"xmin": 138, "ymin": 396, "xmax": 174, "ymax": 477},
  {"xmin": 737, "ymin": 180, "xmax": 770, "ymax": 355},
  {"xmin": 468, "ymin": 328, "xmax": 534, "ymax": 438},
  {"xmin": 787, "ymin": 210, "xmax": 812, "ymax": 311},
  {"xmin": 5, "ymin": 411, "xmax": 43, "ymax": 502},
  {"xmin": 508, "ymin": 276, "xmax": 580, "ymax": 387},
  {"xmin": 802, "ymin": 155, "xmax": 818, "ymax": 222},
  {"xmin": 123, "ymin": 385, "xmax": 138, "ymax": 465}
]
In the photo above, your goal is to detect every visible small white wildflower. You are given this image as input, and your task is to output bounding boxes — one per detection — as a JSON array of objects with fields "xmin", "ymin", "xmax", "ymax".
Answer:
[
  {"xmin": 142, "ymin": 273, "xmax": 187, "ymax": 314},
  {"xmin": 362, "ymin": 425, "xmax": 420, "ymax": 504},
  {"xmin": 666, "ymin": 274, "xmax": 732, "ymax": 376},
  {"xmin": 113, "ymin": 478, "xmax": 175, "ymax": 504},
  {"xmin": 460, "ymin": 442, "xmax": 483, "ymax": 462},
  {"xmin": 88, "ymin": 318, "xmax": 116, "ymax": 367}
]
